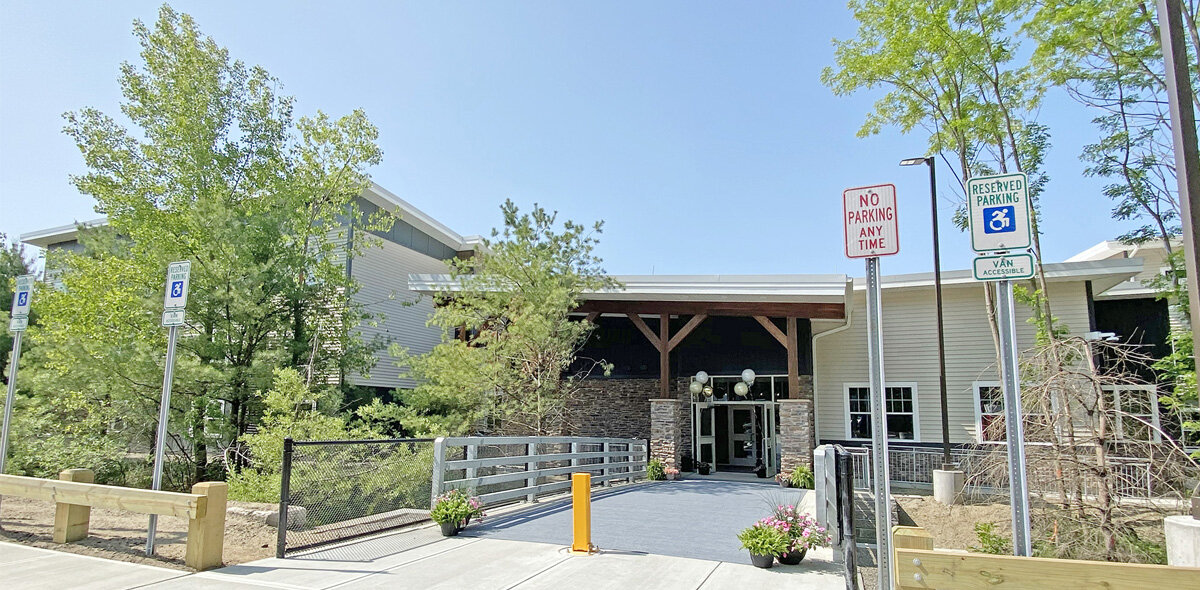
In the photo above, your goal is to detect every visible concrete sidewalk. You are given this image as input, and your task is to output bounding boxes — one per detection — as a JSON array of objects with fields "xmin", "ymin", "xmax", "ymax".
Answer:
[{"xmin": 2, "ymin": 531, "xmax": 844, "ymax": 589}]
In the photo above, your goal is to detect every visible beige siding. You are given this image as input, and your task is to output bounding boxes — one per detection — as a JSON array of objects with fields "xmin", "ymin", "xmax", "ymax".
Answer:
[
  {"xmin": 349, "ymin": 239, "xmax": 451, "ymax": 389},
  {"xmin": 814, "ymin": 280, "xmax": 1091, "ymax": 443}
]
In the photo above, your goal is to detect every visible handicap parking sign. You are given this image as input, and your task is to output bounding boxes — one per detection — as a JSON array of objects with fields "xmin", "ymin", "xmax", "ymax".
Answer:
[
  {"xmin": 983, "ymin": 205, "xmax": 1015, "ymax": 234},
  {"xmin": 17, "ymin": 292, "xmax": 28, "ymax": 306},
  {"xmin": 171, "ymin": 281, "xmax": 184, "ymax": 298}
]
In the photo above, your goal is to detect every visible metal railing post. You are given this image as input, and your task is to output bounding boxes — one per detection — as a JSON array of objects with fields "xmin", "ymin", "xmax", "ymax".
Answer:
[
  {"xmin": 465, "ymin": 443, "xmax": 477, "ymax": 484},
  {"xmin": 570, "ymin": 441, "xmax": 579, "ymax": 472},
  {"xmin": 276, "ymin": 437, "xmax": 293, "ymax": 559},
  {"xmin": 430, "ymin": 437, "xmax": 446, "ymax": 509},
  {"xmin": 526, "ymin": 441, "xmax": 539, "ymax": 503},
  {"xmin": 602, "ymin": 442, "xmax": 612, "ymax": 487}
]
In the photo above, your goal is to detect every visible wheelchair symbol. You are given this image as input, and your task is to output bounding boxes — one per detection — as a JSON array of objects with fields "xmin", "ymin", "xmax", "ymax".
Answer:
[
  {"xmin": 16, "ymin": 292, "xmax": 28, "ymax": 306},
  {"xmin": 983, "ymin": 205, "xmax": 1015, "ymax": 234},
  {"xmin": 170, "ymin": 281, "xmax": 184, "ymax": 298}
]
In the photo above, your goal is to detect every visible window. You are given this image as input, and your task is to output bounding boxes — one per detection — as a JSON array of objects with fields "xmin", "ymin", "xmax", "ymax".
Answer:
[
  {"xmin": 975, "ymin": 382, "xmax": 1005, "ymax": 442},
  {"xmin": 1106, "ymin": 385, "xmax": 1161, "ymax": 443},
  {"xmin": 846, "ymin": 384, "xmax": 917, "ymax": 440},
  {"xmin": 973, "ymin": 381, "xmax": 1056, "ymax": 444}
]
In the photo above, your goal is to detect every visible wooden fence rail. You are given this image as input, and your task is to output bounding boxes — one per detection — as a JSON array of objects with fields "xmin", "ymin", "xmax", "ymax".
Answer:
[
  {"xmin": 892, "ymin": 525, "xmax": 1200, "ymax": 589},
  {"xmin": 0, "ymin": 470, "xmax": 226, "ymax": 571}
]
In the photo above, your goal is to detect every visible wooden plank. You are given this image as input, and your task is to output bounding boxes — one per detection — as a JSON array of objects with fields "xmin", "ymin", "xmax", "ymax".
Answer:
[
  {"xmin": 583, "ymin": 312, "xmax": 600, "ymax": 324},
  {"xmin": 667, "ymin": 314, "xmax": 707, "ymax": 352},
  {"xmin": 754, "ymin": 316, "xmax": 788, "ymax": 347},
  {"xmin": 576, "ymin": 300, "xmax": 846, "ymax": 319},
  {"xmin": 894, "ymin": 548, "xmax": 1200, "ymax": 590},
  {"xmin": 893, "ymin": 526, "xmax": 934, "ymax": 587},
  {"xmin": 53, "ymin": 469, "xmax": 93, "ymax": 543},
  {"xmin": 0, "ymin": 474, "xmax": 205, "ymax": 519},
  {"xmin": 659, "ymin": 315, "xmax": 670, "ymax": 399},
  {"xmin": 185, "ymin": 482, "xmax": 227, "ymax": 571},
  {"xmin": 626, "ymin": 313, "xmax": 661, "ymax": 349}
]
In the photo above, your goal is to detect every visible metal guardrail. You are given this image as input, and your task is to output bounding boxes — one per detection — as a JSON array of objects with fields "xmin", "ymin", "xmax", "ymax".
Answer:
[
  {"xmin": 846, "ymin": 444, "xmax": 1165, "ymax": 500},
  {"xmin": 431, "ymin": 436, "xmax": 649, "ymax": 508}
]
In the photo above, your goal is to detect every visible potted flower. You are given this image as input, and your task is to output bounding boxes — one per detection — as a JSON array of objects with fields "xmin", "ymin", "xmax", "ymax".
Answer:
[
  {"xmin": 431, "ymin": 489, "xmax": 485, "ymax": 537},
  {"xmin": 696, "ymin": 461, "xmax": 711, "ymax": 475},
  {"xmin": 771, "ymin": 504, "xmax": 831, "ymax": 565},
  {"xmin": 665, "ymin": 467, "xmax": 680, "ymax": 481},
  {"xmin": 737, "ymin": 518, "xmax": 790, "ymax": 568}
]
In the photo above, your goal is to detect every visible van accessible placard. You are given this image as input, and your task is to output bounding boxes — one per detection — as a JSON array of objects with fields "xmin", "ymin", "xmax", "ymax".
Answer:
[
  {"xmin": 973, "ymin": 252, "xmax": 1035, "ymax": 281},
  {"xmin": 843, "ymin": 184, "xmax": 900, "ymax": 258},
  {"xmin": 967, "ymin": 172, "xmax": 1032, "ymax": 253}
]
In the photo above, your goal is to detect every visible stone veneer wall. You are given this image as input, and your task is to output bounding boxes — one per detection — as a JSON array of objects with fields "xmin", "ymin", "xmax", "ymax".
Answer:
[
  {"xmin": 779, "ymin": 399, "xmax": 815, "ymax": 472},
  {"xmin": 649, "ymin": 399, "xmax": 682, "ymax": 469}
]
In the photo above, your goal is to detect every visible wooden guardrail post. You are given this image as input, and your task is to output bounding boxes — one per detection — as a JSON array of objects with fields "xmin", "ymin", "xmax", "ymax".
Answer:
[
  {"xmin": 185, "ymin": 481, "xmax": 227, "ymax": 571},
  {"xmin": 53, "ymin": 469, "xmax": 93, "ymax": 543},
  {"xmin": 892, "ymin": 526, "xmax": 934, "ymax": 589}
]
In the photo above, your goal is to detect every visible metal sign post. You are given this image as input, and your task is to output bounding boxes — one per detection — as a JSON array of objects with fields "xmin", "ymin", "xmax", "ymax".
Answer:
[
  {"xmin": 1, "ymin": 274, "xmax": 35, "ymax": 493},
  {"xmin": 147, "ymin": 261, "xmax": 190, "ymax": 556},
  {"xmin": 843, "ymin": 184, "xmax": 899, "ymax": 590},
  {"xmin": 967, "ymin": 173, "xmax": 1033, "ymax": 556}
]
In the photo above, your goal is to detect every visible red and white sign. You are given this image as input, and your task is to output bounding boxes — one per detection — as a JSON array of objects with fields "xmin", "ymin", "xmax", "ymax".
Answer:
[{"xmin": 843, "ymin": 184, "xmax": 900, "ymax": 258}]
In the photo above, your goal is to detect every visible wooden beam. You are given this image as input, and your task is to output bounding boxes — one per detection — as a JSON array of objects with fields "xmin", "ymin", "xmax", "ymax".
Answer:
[
  {"xmin": 667, "ymin": 314, "xmax": 707, "ymax": 352},
  {"xmin": 0, "ymin": 474, "xmax": 206, "ymax": 519},
  {"xmin": 753, "ymin": 316, "xmax": 788, "ymax": 348},
  {"xmin": 787, "ymin": 317, "xmax": 800, "ymax": 400},
  {"xmin": 659, "ymin": 314, "xmax": 670, "ymax": 398},
  {"xmin": 626, "ymin": 313, "xmax": 661, "ymax": 349},
  {"xmin": 186, "ymin": 481, "xmax": 227, "ymax": 571},
  {"xmin": 53, "ymin": 469, "xmax": 93, "ymax": 543},
  {"xmin": 577, "ymin": 300, "xmax": 844, "ymax": 319},
  {"xmin": 583, "ymin": 312, "xmax": 601, "ymax": 324}
]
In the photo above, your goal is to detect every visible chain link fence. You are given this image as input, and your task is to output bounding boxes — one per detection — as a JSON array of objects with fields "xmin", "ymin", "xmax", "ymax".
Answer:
[{"xmin": 276, "ymin": 437, "xmax": 436, "ymax": 556}]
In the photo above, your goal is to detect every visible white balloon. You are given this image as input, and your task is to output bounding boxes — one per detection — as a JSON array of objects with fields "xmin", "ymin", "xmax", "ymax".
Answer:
[
  {"xmin": 733, "ymin": 382, "xmax": 749, "ymax": 396},
  {"xmin": 689, "ymin": 380, "xmax": 704, "ymax": 395},
  {"xmin": 695, "ymin": 371, "xmax": 709, "ymax": 384},
  {"xmin": 741, "ymin": 369, "xmax": 756, "ymax": 384}
]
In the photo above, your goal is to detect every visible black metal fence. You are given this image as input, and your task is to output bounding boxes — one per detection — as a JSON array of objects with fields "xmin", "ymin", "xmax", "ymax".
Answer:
[{"xmin": 276, "ymin": 437, "xmax": 436, "ymax": 557}]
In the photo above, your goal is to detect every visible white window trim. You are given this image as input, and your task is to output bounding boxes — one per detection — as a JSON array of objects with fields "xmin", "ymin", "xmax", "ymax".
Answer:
[
  {"xmin": 973, "ymin": 381, "xmax": 1002, "ymax": 444},
  {"xmin": 843, "ymin": 382, "xmax": 920, "ymax": 442},
  {"xmin": 1104, "ymin": 384, "xmax": 1162, "ymax": 444}
]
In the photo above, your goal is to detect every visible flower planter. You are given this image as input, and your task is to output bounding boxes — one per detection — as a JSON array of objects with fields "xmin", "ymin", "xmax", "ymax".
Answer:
[
  {"xmin": 777, "ymin": 548, "xmax": 807, "ymax": 565},
  {"xmin": 697, "ymin": 464, "xmax": 711, "ymax": 475},
  {"xmin": 777, "ymin": 479, "xmax": 791, "ymax": 488},
  {"xmin": 749, "ymin": 552, "xmax": 775, "ymax": 568},
  {"xmin": 439, "ymin": 521, "xmax": 460, "ymax": 537}
]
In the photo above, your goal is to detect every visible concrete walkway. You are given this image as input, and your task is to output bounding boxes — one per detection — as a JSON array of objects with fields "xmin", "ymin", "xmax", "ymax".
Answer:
[{"xmin": 2, "ymin": 534, "xmax": 842, "ymax": 589}]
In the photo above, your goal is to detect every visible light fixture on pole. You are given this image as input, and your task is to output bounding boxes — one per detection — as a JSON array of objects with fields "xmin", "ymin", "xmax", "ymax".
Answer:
[{"xmin": 901, "ymin": 156, "xmax": 953, "ymax": 470}]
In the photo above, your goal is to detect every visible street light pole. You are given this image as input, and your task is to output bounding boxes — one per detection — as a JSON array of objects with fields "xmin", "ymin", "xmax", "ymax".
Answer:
[{"xmin": 902, "ymin": 156, "xmax": 952, "ymax": 469}]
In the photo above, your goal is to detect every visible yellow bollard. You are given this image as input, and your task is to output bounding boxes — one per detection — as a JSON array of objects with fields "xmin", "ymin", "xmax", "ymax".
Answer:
[{"xmin": 570, "ymin": 472, "xmax": 594, "ymax": 554}]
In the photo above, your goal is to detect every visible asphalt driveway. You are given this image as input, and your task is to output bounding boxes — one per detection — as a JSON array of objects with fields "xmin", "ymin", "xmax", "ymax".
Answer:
[{"xmin": 461, "ymin": 479, "xmax": 814, "ymax": 564}]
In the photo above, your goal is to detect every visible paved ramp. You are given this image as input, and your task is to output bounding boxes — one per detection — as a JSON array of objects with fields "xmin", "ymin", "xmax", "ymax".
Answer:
[{"xmin": 464, "ymin": 479, "xmax": 814, "ymax": 563}]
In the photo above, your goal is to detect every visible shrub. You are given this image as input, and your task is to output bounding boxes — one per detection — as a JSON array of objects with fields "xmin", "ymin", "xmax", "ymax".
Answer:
[
  {"xmin": 971, "ymin": 522, "xmax": 1011, "ymax": 555},
  {"xmin": 789, "ymin": 466, "xmax": 814, "ymax": 489},
  {"xmin": 737, "ymin": 519, "xmax": 790, "ymax": 556},
  {"xmin": 647, "ymin": 458, "xmax": 666, "ymax": 481}
]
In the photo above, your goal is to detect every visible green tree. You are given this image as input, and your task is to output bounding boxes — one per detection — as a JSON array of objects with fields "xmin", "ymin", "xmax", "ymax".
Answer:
[
  {"xmin": 395, "ymin": 201, "xmax": 616, "ymax": 436},
  {"xmin": 23, "ymin": 5, "xmax": 389, "ymax": 487}
]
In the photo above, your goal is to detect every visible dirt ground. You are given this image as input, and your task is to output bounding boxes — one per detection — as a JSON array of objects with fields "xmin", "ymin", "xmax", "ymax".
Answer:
[
  {"xmin": 895, "ymin": 495, "xmax": 1013, "ymax": 550},
  {"xmin": 0, "ymin": 496, "xmax": 277, "ymax": 571}
]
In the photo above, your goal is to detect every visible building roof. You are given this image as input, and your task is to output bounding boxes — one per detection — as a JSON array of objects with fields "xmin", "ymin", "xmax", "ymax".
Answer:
[
  {"xmin": 19, "ymin": 182, "xmax": 481, "ymax": 252},
  {"xmin": 856, "ymin": 258, "xmax": 1143, "ymax": 295}
]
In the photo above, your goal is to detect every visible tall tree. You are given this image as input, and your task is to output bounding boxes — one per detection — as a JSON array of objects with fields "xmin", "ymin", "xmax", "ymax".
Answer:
[
  {"xmin": 395, "ymin": 201, "xmax": 616, "ymax": 436},
  {"xmin": 24, "ymin": 5, "xmax": 388, "ymax": 487}
]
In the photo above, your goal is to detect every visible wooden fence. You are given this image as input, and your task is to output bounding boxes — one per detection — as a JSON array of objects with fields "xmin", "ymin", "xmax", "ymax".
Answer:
[
  {"xmin": 0, "ymin": 469, "xmax": 227, "ymax": 571},
  {"xmin": 892, "ymin": 526, "xmax": 1200, "ymax": 589}
]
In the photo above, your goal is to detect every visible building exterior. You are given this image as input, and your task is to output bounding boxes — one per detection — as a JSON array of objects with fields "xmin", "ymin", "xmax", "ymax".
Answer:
[{"xmin": 25, "ymin": 188, "xmax": 1175, "ymax": 475}]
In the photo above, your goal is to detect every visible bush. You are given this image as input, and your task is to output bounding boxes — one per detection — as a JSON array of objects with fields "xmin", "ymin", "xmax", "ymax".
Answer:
[
  {"xmin": 647, "ymin": 458, "xmax": 665, "ymax": 481},
  {"xmin": 789, "ymin": 466, "xmax": 814, "ymax": 489},
  {"xmin": 737, "ymin": 520, "xmax": 790, "ymax": 556},
  {"xmin": 971, "ymin": 522, "xmax": 1011, "ymax": 555}
]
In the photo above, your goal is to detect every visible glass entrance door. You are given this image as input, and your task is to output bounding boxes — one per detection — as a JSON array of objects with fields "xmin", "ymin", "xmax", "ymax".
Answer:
[
  {"xmin": 694, "ymin": 404, "xmax": 716, "ymax": 469},
  {"xmin": 727, "ymin": 406, "xmax": 757, "ymax": 467}
]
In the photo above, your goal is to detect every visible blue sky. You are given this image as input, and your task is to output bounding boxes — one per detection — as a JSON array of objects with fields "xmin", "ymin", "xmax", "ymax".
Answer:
[{"xmin": 1, "ymin": 1, "xmax": 1125, "ymax": 277}]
